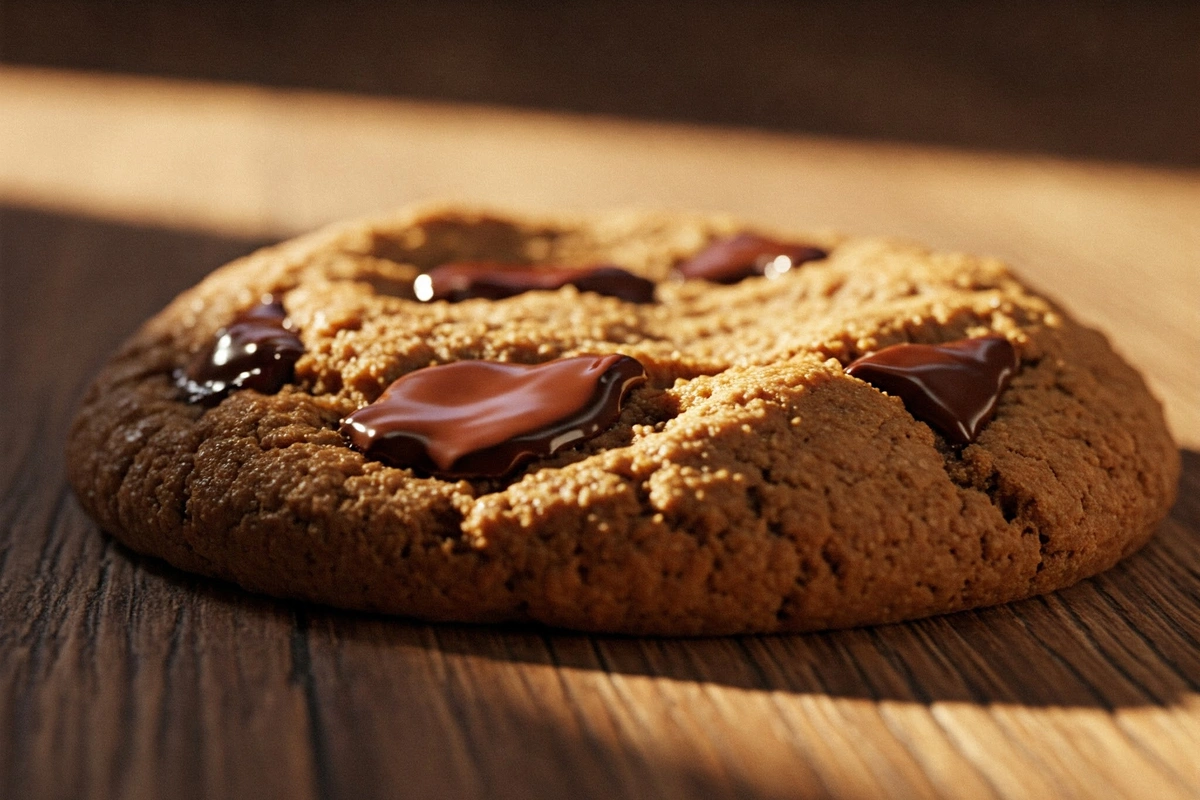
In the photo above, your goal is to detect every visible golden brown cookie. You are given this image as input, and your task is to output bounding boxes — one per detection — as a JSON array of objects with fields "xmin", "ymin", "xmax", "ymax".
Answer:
[{"xmin": 66, "ymin": 204, "xmax": 1180, "ymax": 634}]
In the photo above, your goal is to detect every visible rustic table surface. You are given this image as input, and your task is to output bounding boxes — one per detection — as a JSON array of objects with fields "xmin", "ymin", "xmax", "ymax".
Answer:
[{"xmin": 1, "ymin": 67, "xmax": 1198, "ymax": 800}]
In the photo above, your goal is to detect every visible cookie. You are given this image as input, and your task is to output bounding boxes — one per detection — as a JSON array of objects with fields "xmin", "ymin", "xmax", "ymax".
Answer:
[{"xmin": 66, "ymin": 204, "xmax": 1180, "ymax": 634}]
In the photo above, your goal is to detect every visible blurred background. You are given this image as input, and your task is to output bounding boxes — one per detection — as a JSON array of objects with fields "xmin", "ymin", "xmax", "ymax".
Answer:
[{"xmin": 4, "ymin": 0, "xmax": 1198, "ymax": 165}]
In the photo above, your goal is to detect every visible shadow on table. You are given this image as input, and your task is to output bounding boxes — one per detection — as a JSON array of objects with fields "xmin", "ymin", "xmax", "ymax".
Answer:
[
  {"xmin": 375, "ymin": 444, "xmax": 1200, "ymax": 708},
  {"xmin": 119, "ymin": 447, "xmax": 1200, "ymax": 712},
  {"xmin": 0, "ymin": 204, "xmax": 275, "ymax": 384}
]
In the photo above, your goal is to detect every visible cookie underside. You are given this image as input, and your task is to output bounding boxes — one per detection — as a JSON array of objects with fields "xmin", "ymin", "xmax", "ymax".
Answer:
[{"xmin": 66, "ymin": 204, "xmax": 1180, "ymax": 634}]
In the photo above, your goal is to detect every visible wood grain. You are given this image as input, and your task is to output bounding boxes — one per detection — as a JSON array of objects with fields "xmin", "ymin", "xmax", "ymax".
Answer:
[{"xmin": 1, "ymin": 69, "xmax": 1198, "ymax": 800}]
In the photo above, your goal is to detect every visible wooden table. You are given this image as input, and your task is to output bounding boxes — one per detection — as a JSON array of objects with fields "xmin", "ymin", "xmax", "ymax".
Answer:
[{"xmin": 2, "ymin": 67, "xmax": 1198, "ymax": 800}]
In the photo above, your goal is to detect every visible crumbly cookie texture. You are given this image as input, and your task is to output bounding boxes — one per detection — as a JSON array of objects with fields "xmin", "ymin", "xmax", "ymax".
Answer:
[{"xmin": 66, "ymin": 204, "xmax": 1180, "ymax": 634}]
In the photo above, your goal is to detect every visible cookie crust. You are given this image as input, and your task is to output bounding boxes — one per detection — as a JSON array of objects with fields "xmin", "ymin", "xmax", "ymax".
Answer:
[{"xmin": 66, "ymin": 204, "xmax": 1180, "ymax": 634}]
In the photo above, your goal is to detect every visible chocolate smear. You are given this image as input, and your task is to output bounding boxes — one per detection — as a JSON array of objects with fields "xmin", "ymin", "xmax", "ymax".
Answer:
[
  {"xmin": 341, "ymin": 354, "xmax": 647, "ymax": 479},
  {"xmin": 177, "ymin": 297, "xmax": 305, "ymax": 404},
  {"xmin": 415, "ymin": 262, "xmax": 655, "ymax": 304},
  {"xmin": 673, "ymin": 233, "xmax": 827, "ymax": 284},
  {"xmin": 845, "ymin": 336, "xmax": 1019, "ymax": 445}
]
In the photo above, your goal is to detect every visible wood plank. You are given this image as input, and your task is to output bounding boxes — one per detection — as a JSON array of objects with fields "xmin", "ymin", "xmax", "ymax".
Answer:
[{"xmin": 1, "ymin": 70, "xmax": 1198, "ymax": 799}]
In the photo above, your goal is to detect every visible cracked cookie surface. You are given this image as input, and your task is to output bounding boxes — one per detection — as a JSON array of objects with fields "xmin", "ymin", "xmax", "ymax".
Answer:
[{"xmin": 66, "ymin": 204, "xmax": 1180, "ymax": 634}]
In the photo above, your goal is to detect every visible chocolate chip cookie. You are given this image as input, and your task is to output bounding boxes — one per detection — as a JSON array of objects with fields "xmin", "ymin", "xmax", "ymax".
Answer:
[{"xmin": 66, "ymin": 204, "xmax": 1180, "ymax": 634}]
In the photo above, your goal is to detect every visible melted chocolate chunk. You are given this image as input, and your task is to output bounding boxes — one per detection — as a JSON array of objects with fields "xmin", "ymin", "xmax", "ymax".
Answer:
[
  {"xmin": 415, "ymin": 262, "xmax": 655, "ymax": 303},
  {"xmin": 673, "ymin": 233, "xmax": 827, "ymax": 284},
  {"xmin": 177, "ymin": 297, "xmax": 305, "ymax": 404},
  {"xmin": 341, "ymin": 354, "xmax": 647, "ymax": 478},
  {"xmin": 845, "ymin": 336, "xmax": 1019, "ymax": 445}
]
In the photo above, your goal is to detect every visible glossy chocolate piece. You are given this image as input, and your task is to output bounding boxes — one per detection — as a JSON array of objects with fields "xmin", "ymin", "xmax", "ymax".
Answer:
[
  {"xmin": 177, "ymin": 297, "xmax": 305, "ymax": 404},
  {"xmin": 845, "ymin": 336, "xmax": 1019, "ymax": 445},
  {"xmin": 673, "ymin": 233, "xmax": 828, "ymax": 284},
  {"xmin": 415, "ymin": 262, "xmax": 656, "ymax": 304},
  {"xmin": 341, "ymin": 354, "xmax": 647, "ymax": 478}
]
